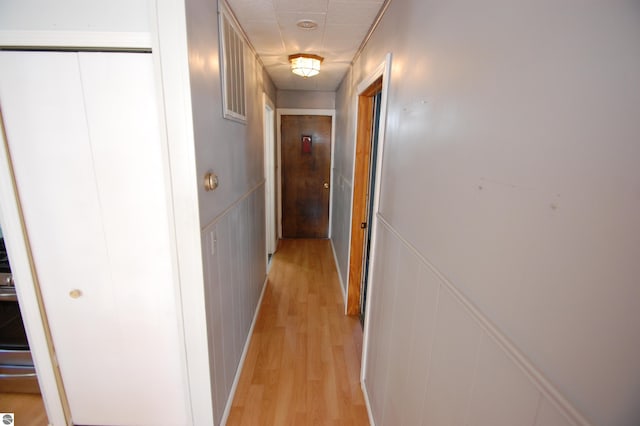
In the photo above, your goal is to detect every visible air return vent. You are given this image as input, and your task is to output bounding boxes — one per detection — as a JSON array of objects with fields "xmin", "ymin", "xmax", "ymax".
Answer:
[{"xmin": 219, "ymin": 6, "xmax": 246, "ymax": 122}]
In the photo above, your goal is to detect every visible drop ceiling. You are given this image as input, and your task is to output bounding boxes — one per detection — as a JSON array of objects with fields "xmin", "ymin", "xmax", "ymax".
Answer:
[{"xmin": 225, "ymin": 0, "xmax": 387, "ymax": 91}]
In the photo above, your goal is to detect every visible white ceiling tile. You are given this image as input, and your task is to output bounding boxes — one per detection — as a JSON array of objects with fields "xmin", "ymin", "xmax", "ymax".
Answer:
[
  {"xmin": 280, "ymin": 30, "xmax": 325, "ymax": 53},
  {"xmin": 322, "ymin": 24, "xmax": 368, "ymax": 52},
  {"xmin": 326, "ymin": 1, "xmax": 382, "ymax": 26},
  {"xmin": 277, "ymin": 12, "xmax": 326, "ymax": 53},
  {"xmin": 242, "ymin": 20, "xmax": 286, "ymax": 54},
  {"xmin": 227, "ymin": 0, "xmax": 277, "ymax": 21},
  {"xmin": 274, "ymin": 0, "xmax": 329, "ymax": 13},
  {"xmin": 329, "ymin": 0, "xmax": 383, "ymax": 3}
]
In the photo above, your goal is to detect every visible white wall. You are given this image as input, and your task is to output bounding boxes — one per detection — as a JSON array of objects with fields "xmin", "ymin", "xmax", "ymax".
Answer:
[
  {"xmin": 0, "ymin": 0, "xmax": 150, "ymax": 32},
  {"xmin": 333, "ymin": 0, "xmax": 640, "ymax": 425},
  {"xmin": 184, "ymin": 0, "xmax": 276, "ymax": 422},
  {"xmin": 277, "ymin": 89, "xmax": 335, "ymax": 109}
]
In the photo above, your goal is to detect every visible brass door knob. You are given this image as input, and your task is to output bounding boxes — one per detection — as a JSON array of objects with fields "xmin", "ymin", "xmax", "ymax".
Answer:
[
  {"xmin": 323, "ymin": 182, "xmax": 329, "ymax": 189},
  {"xmin": 204, "ymin": 173, "xmax": 219, "ymax": 191}
]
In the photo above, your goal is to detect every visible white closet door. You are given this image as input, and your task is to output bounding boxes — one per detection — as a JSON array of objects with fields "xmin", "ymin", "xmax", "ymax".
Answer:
[{"xmin": 0, "ymin": 51, "xmax": 189, "ymax": 426}]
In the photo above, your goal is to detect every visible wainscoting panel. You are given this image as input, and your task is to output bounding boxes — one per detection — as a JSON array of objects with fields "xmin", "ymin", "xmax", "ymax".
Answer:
[
  {"xmin": 466, "ymin": 334, "xmax": 540, "ymax": 425},
  {"xmin": 330, "ymin": 172, "xmax": 353, "ymax": 297},
  {"xmin": 421, "ymin": 288, "xmax": 483, "ymax": 425},
  {"xmin": 202, "ymin": 183, "xmax": 267, "ymax": 425},
  {"xmin": 363, "ymin": 217, "xmax": 578, "ymax": 426},
  {"xmin": 536, "ymin": 398, "xmax": 574, "ymax": 426}
]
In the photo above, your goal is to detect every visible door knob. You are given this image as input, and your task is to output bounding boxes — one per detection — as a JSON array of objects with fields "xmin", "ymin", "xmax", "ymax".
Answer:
[
  {"xmin": 204, "ymin": 172, "xmax": 219, "ymax": 191},
  {"xmin": 323, "ymin": 182, "xmax": 329, "ymax": 189}
]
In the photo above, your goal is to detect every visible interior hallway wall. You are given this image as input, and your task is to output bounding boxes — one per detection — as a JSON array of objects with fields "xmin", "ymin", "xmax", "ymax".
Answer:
[
  {"xmin": 331, "ymin": 80, "xmax": 355, "ymax": 295},
  {"xmin": 185, "ymin": 0, "xmax": 276, "ymax": 422},
  {"xmin": 277, "ymin": 89, "xmax": 335, "ymax": 109},
  {"xmin": 332, "ymin": 1, "xmax": 640, "ymax": 425}
]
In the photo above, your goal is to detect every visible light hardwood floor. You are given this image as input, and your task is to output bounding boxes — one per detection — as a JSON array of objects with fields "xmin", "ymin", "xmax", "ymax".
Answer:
[
  {"xmin": 0, "ymin": 240, "xmax": 368, "ymax": 426},
  {"xmin": 0, "ymin": 392, "xmax": 48, "ymax": 425},
  {"xmin": 227, "ymin": 239, "xmax": 370, "ymax": 425}
]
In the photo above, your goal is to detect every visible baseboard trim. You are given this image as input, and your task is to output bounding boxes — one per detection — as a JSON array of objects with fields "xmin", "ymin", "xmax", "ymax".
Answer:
[
  {"xmin": 219, "ymin": 273, "xmax": 269, "ymax": 425},
  {"xmin": 361, "ymin": 378, "xmax": 376, "ymax": 426}
]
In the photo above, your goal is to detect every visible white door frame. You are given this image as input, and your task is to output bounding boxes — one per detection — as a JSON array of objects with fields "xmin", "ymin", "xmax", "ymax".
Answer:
[
  {"xmin": 353, "ymin": 53, "xmax": 392, "ymax": 383},
  {"xmin": 276, "ymin": 108, "xmax": 336, "ymax": 239},
  {"xmin": 263, "ymin": 94, "xmax": 276, "ymax": 259}
]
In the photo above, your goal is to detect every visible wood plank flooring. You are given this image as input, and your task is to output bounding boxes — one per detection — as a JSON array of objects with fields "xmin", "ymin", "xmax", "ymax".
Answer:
[
  {"xmin": 0, "ymin": 393, "xmax": 48, "ymax": 425},
  {"xmin": 227, "ymin": 239, "xmax": 370, "ymax": 425}
]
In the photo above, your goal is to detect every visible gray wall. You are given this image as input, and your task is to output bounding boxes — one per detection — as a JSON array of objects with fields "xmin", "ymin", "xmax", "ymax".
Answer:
[
  {"xmin": 332, "ymin": 1, "xmax": 640, "ymax": 425},
  {"xmin": 185, "ymin": 0, "xmax": 276, "ymax": 422},
  {"xmin": 277, "ymin": 89, "xmax": 335, "ymax": 109}
]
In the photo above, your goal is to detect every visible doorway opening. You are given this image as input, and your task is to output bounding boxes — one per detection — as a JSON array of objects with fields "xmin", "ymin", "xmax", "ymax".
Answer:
[
  {"xmin": 346, "ymin": 78, "xmax": 382, "ymax": 318},
  {"xmin": 263, "ymin": 94, "xmax": 276, "ymax": 265},
  {"xmin": 346, "ymin": 54, "xmax": 391, "ymax": 320}
]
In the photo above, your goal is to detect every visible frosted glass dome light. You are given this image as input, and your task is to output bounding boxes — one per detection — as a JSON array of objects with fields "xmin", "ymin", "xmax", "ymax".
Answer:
[{"xmin": 289, "ymin": 54, "xmax": 323, "ymax": 78}]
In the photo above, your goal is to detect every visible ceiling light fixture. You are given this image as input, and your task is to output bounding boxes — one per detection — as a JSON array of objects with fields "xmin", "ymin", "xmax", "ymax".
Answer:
[{"xmin": 289, "ymin": 53, "xmax": 324, "ymax": 78}]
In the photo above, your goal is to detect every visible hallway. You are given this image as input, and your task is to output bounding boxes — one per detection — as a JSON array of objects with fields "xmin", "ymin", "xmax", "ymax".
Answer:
[{"xmin": 227, "ymin": 239, "xmax": 369, "ymax": 425}]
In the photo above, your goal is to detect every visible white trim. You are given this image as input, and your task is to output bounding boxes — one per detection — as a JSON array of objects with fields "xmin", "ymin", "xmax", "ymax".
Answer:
[
  {"xmin": 376, "ymin": 214, "xmax": 592, "ymax": 426},
  {"xmin": 0, "ymin": 111, "xmax": 70, "ymax": 426},
  {"xmin": 152, "ymin": 0, "xmax": 214, "ymax": 424},
  {"xmin": 220, "ymin": 274, "xmax": 270, "ymax": 426},
  {"xmin": 354, "ymin": 54, "xmax": 393, "ymax": 383},
  {"xmin": 0, "ymin": 30, "xmax": 152, "ymax": 50},
  {"xmin": 361, "ymin": 380, "xmax": 377, "ymax": 426},
  {"xmin": 276, "ymin": 108, "xmax": 336, "ymax": 239}
]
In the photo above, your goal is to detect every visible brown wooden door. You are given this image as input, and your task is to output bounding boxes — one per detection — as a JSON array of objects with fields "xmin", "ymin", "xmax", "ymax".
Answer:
[{"xmin": 281, "ymin": 115, "xmax": 332, "ymax": 238}]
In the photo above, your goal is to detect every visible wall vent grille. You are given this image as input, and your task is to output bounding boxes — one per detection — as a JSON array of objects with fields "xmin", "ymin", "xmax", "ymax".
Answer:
[{"xmin": 219, "ymin": 7, "xmax": 246, "ymax": 122}]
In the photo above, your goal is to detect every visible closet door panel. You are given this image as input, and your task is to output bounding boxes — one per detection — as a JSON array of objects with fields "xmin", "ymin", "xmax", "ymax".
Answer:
[
  {"xmin": 0, "ymin": 51, "xmax": 188, "ymax": 426},
  {"xmin": 77, "ymin": 52, "xmax": 188, "ymax": 424}
]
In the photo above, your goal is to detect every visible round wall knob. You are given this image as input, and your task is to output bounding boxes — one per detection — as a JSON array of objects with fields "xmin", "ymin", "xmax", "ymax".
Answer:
[
  {"xmin": 69, "ymin": 289, "xmax": 83, "ymax": 299},
  {"xmin": 204, "ymin": 172, "xmax": 219, "ymax": 191},
  {"xmin": 323, "ymin": 182, "xmax": 329, "ymax": 189}
]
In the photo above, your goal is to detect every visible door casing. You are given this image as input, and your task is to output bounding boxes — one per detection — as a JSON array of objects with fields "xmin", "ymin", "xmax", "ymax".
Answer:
[
  {"xmin": 346, "ymin": 78, "xmax": 382, "ymax": 316},
  {"xmin": 346, "ymin": 55, "xmax": 392, "ymax": 317},
  {"xmin": 347, "ymin": 53, "xmax": 392, "ymax": 383}
]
